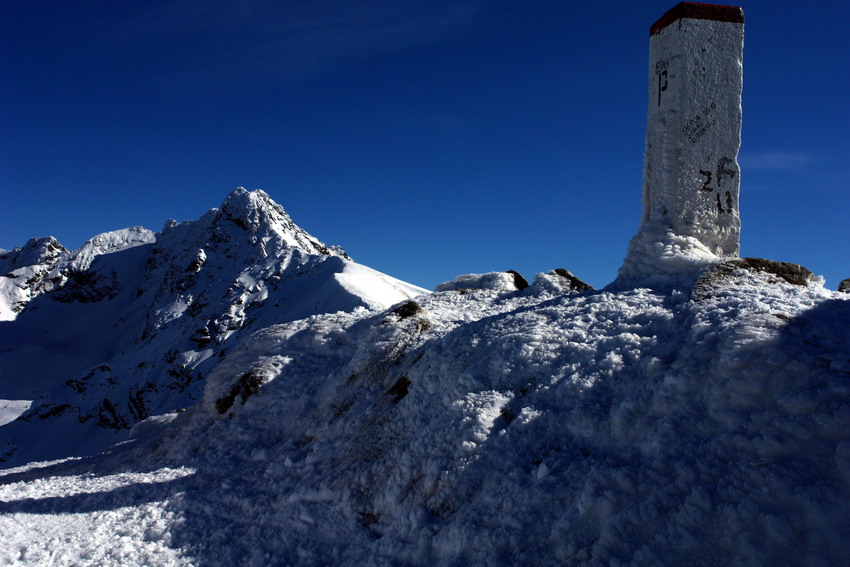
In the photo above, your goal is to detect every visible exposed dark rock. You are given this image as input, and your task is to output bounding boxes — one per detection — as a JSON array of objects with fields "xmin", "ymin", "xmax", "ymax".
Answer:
[
  {"xmin": 98, "ymin": 398, "xmax": 129, "ymax": 429},
  {"xmin": 166, "ymin": 365, "xmax": 198, "ymax": 393},
  {"xmin": 189, "ymin": 326, "xmax": 212, "ymax": 347},
  {"xmin": 128, "ymin": 384, "xmax": 156, "ymax": 421},
  {"xmin": 692, "ymin": 257, "xmax": 815, "ymax": 301},
  {"xmin": 553, "ymin": 269, "xmax": 594, "ymax": 292},
  {"xmin": 38, "ymin": 404, "xmax": 72, "ymax": 419},
  {"xmin": 186, "ymin": 301, "xmax": 207, "ymax": 317},
  {"xmin": 215, "ymin": 370, "xmax": 264, "ymax": 414},
  {"xmin": 385, "ymin": 376, "xmax": 411, "ymax": 403},
  {"xmin": 506, "ymin": 270, "xmax": 529, "ymax": 290},
  {"xmin": 0, "ymin": 441, "xmax": 18, "ymax": 463},
  {"xmin": 65, "ymin": 378, "xmax": 88, "ymax": 394},
  {"xmin": 392, "ymin": 301, "xmax": 423, "ymax": 320},
  {"xmin": 229, "ymin": 217, "xmax": 249, "ymax": 230},
  {"xmin": 839, "ymin": 279, "xmax": 850, "ymax": 293}
]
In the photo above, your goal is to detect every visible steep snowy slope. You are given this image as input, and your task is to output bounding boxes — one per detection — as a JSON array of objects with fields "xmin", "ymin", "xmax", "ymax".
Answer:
[
  {"xmin": 1, "ymin": 259, "xmax": 848, "ymax": 566},
  {"xmin": 0, "ymin": 188, "xmax": 425, "ymax": 467}
]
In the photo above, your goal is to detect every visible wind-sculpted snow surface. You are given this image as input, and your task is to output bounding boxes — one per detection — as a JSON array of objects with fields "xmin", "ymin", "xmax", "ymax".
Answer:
[{"xmin": 3, "ymin": 265, "xmax": 847, "ymax": 566}]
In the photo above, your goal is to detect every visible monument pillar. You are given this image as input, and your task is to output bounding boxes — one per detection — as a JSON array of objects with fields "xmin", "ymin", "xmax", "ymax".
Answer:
[{"xmin": 643, "ymin": 2, "xmax": 744, "ymax": 256}]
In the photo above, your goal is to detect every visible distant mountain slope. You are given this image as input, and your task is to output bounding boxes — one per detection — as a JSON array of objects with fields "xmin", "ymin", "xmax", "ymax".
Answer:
[{"xmin": 0, "ymin": 188, "xmax": 426, "ymax": 466}]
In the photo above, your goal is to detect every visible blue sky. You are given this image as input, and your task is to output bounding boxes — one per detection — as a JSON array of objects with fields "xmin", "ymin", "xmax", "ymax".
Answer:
[{"xmin": 2, "ymin": 1, "xmax": 848, "ymax": 290}]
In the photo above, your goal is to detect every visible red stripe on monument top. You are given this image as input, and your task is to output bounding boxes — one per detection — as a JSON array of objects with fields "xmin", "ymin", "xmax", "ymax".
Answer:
[{"xmin": 650, "ymin": 2, "xmax": 744, "ymax": 35}]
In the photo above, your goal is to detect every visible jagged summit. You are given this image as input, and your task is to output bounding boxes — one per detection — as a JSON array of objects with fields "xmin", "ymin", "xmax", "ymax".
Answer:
[
  {"xmin": 218, "ymin": 187, "xmax": 294, "ymax": 234},
  {"xmin": 178, "ymin": 187, "xmax": 349, "ymax": 260},
  {"xmin": 0, "ymin": 236, "xmax": 66, "ymax": 274}
]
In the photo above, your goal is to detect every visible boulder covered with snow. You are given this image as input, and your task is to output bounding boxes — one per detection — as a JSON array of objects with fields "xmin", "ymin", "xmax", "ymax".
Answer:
[
  {"xmin": 532, "ymin": 268, "xmax": 594, "ymax": 295},
  {"xmin": 435, "ymin": 270, "xmax": 529, "ymax": 292},
  {"xmin": 691, "ymin": 257, "xmax": 816, "ymax": 301}
]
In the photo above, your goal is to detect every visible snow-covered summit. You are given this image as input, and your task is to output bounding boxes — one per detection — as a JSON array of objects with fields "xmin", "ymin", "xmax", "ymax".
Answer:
[
  {"xmin": 0, "ymin": 236, "xmax": 68, "ymax": 319},
  {"xmin": 170, "ymin": 187, "xmax": 348, "ymax": 260},
  {"xmin": 0, "ymin": 236, "xmax": 66, "ymax": 274},
  {"xmin": 0, "ymin": 228, "xmax": 157, "ymax": 321},
  {"xmin": 219, "ymin": 187, "xmax": 343, "ymax": 255},
  {"xmin": 64, "ymin": 226, "xmax": 155, "ymax": 273}
]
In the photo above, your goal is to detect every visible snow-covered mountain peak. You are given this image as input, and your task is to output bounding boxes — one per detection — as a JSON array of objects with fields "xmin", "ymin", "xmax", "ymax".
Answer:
[
  {"xmin": 0, "ymin": 236, "xmax": 66, "ymax": 275},
  {"xmin": 208, "ymin": 187, "xmax": 346, "ymax": 258},
  {"xmin": 0, "ymin": 237, "xmax": 68, "ymax": 320},
  {"xmin": 64, "ymin": 226, "xmax": 155, "ymax": 273},
  {"xmin": 0, "ymin": 187, "xmax": 425, "ymax": 466}
]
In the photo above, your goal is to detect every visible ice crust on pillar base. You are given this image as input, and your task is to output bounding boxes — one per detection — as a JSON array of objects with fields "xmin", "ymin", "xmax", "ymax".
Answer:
[{"xmin": 621, "ymin": 3, "xmax": 744, "ymax": 285}]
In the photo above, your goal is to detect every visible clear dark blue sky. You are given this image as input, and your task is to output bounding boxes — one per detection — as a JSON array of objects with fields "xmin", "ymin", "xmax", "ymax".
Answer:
[{"xmin": 2, "ymin": 1, "xmax": 848, "ymax": 289}]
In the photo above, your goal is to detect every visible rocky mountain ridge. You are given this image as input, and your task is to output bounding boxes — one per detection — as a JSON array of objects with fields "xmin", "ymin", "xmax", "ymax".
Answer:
[{"xmin": 0, "ymin": 188, "xmax": 425, "ymax": 466}]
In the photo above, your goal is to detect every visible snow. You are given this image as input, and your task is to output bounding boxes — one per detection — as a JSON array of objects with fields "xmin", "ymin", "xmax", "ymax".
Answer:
[
  {"xmin": 0, "ymin": 230, "xmax": 153, "ymax": 322},
  {"xmin": 615, "ymin": 226, "xmax": 719, "ymax": 288},
  {"xmin": 1, "ymin": 189, "xmax": 848, "ymax": 565},
  {"xmin": 0, "ymin": 400, "xmax": 31, "ymax": 427},
  {"xmin": 64, "ymin": 227, "xmax": 156, "ymax": 273},
  {"xmin": 0, "ymin": 459, "xmax": 194, "ymax": 567},
  {"xmin": 334, "ymin": 261, "xmax": 428, "ymax": 309},
  {"xmin": 435, "ymin": 271, "xmax": 521, "ymax": 292},
  {"xmin": 2, "ymin": 262, "xmax": 847, "ymax": 565}
]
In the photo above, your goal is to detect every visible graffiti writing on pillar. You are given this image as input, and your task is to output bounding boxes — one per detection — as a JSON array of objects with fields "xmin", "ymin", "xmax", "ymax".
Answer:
[
  {"xmin": 655, "ymin": 59, "xmax": 669, "ymax": 106},
  {"xmin": 682, "ymin": 102, "xmax": 717, "ymax": 144},
  {"xmin": 699, "ymin": 169, "xmax": 714, "ymax": 192},
  {"xmin": 716, "ymin": 157, "xmax": 735, "ymax": 184},
  {"xmin": 717, "ymin": 191, "xmax": 733, "ymax": 215},
  {"xmin": 697, "ymin": 157, "xmax": 736, "ymax": 214}
]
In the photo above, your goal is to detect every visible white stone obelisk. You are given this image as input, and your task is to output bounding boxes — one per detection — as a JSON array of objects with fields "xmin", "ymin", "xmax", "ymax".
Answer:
[{"xmin": 642, "ymin": 2, "xmax": 744, "ymax": 256}]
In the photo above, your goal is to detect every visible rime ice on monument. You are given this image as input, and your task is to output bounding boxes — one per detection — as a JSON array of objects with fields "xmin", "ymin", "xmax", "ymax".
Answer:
[{"xmin": 642, "ymin": 3, "xmax": 744, "ymax": 256}]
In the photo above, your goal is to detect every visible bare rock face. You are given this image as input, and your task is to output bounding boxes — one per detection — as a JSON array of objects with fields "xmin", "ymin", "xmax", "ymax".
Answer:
[
  {"xmin": 691, "ymin": 257, "xmax": 814, "ymax": 301},
  {"xmin": 839, "ymin": 279, "xmax": 850, "ymax": 293}
]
